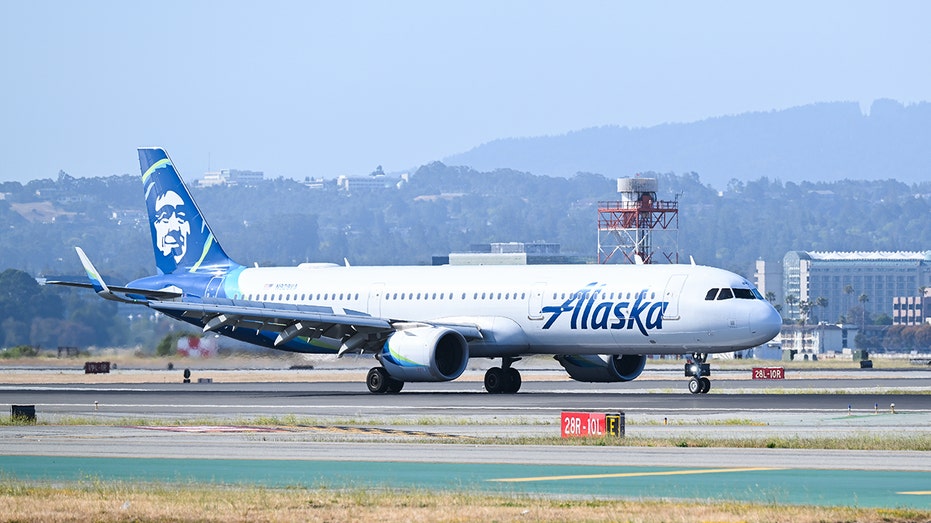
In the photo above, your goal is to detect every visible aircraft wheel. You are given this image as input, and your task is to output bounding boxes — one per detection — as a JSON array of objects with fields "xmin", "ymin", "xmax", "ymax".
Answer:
[
  {"xmin": 505, "ymin": 367, "xmax": 522, "ymax": 394},
  {"xmin": 688, "ymin": 377, "xmax": 702, "ymax": 394},
  {"xmin": 700, "ymin": 377, "xmax": 711, "ymax": 394},
  {"xmin": 484, "ymin": 367, "xmax": 506, "ymax": 394},
  {"xmin": 386, "ymin": 378, "xmax": 404, "ymax": 394},
  {"xmin": 366, "ymin": 367, "xmax": 390, "ymax": 394}
]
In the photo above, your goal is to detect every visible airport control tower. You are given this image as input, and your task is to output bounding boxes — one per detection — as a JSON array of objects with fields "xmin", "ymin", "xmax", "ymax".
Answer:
[{"xmin": 597, "ymin": 177, "xmax": 679, "ymax": 264}]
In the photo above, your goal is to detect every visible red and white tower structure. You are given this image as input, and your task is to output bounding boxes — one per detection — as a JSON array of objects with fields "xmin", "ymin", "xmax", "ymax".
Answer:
[{"xmin": 597, "ymin": 177, "xmax": 679, "ymax": 264}]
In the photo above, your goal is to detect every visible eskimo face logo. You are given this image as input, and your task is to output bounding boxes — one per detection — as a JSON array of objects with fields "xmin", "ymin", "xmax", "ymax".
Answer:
[
  {"xmin": 153, "ymin": 190, "xmax": 190, "ymax": 263},
  {"xmin": 541, "ymin": 282, "xmax": 668, "ymax": 336}
]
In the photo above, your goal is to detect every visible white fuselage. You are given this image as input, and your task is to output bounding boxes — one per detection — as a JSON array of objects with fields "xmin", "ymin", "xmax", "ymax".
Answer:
[{"xmin": 217, "ymin": 262, "xmax": 782, "ymax": 358}]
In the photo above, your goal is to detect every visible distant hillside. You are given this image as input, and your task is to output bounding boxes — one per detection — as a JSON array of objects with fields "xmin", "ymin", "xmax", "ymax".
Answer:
[{"xmin": 444, "ymin": 100, "xmax": 931, "ymax": 188}]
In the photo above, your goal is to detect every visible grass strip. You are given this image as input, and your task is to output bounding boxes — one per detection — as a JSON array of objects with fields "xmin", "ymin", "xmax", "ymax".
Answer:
[{"xmin": 0, "ymin": 481, "xmax": 928, "ymax": 523}]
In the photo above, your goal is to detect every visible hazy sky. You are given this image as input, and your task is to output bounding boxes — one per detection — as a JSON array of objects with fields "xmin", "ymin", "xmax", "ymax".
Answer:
[{"xmin": 2, "ymin": 1, "xmax": 929, "ymax": 183}]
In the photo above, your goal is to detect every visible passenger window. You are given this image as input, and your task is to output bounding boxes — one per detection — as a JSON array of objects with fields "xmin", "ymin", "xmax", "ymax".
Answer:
[
  {"xmin": 705, "ymin": 289, "xmax": 718, "ymax": 300},
  {"xmin": 717, "ymin": 288, "xmax": 734, "ymax": 300},
  {"xmin": 432, "ymin": 293, "xmax": 437, "ymax": 300}
]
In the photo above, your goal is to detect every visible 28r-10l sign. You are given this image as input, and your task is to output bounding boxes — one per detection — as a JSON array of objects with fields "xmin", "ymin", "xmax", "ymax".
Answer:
[
  {"xmin": 561, "ymin": 411, "xmax": 624, "ymax": 437},
  {"xmin": 752, "ymin": 367, "xmax": 785, "ymax": 380}
]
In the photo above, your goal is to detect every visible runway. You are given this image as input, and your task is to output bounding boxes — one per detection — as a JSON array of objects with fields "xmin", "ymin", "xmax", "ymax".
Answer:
[
  {"xmin": 1, "ymin": 372, "xmax": 929, "ymax": 422},
  {"xmin": 2, "ymin": 369, "xmax": 930, "ymax": 509}
]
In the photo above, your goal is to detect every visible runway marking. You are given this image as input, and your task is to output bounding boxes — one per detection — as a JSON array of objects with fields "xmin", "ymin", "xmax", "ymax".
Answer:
[
  {"xmin": 488, "ymin": 466, "xmax": 782, "ymax": 483},
  {"xmin": 20, "ymin": 403, "xmax": 931, "ymax": 414},
  {"xmin": 135, "ymin": 426, "xmax": 290, "ymax": 433},
  {"xmin": 130, "ymin": 424, "xmax": 467, "ymax": 439},
  {"xmin": 899, "ymin": 491, "xmax": 931, "ymax": 495}
]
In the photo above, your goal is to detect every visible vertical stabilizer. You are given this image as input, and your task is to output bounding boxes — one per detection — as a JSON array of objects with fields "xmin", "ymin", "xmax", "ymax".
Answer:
[{"xmin": 138, "ymin": 147, "xmax": 237, "ymax": 275}]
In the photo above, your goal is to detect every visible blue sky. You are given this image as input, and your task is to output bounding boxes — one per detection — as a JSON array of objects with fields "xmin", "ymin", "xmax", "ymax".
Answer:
[{"xmin": 1, "ymin": 1, "xmax": 928, "ymax": 183}]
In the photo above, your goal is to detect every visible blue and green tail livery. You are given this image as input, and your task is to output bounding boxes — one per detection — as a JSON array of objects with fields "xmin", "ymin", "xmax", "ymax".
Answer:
[{"xmin": 138, "ymin": 147, "xmax": 238, "ymax": 275}]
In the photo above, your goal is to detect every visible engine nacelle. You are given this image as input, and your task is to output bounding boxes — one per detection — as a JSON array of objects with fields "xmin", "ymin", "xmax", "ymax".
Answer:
[
  {"xmin": 379, "ymin": 327, "xmax": 469, "ymax": 382},
  {"xmin": 556, "ymin": 354, "xmax": 646, "ymax": 383}
]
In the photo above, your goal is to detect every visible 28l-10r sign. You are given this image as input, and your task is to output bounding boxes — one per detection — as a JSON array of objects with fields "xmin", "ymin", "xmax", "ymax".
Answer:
[{"xmin": 752, "ymin": 367, "xmax": 785, "ymax": 380}]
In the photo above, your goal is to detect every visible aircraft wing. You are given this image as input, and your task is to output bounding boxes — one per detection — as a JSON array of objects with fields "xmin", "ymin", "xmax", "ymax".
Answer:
[
  {"xmin": 48, "ymin": 246, "xmax": 482, "ymax": 353},
  {"xmin": 148, "ymin": 298, "xmax": 482, "ymax": 353}
]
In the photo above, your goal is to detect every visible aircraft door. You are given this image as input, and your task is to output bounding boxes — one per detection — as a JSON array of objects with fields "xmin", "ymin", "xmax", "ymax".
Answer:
[
  {"xmin": 528, "ymin": 283, "xmax": 546, "ymax": 320},
  {"xmin": 368, "ymin": 283, "xmax": 385, "ymax": 317},
  {"xmin": 662, "ymin": 274, "xmax": 688, "ymax": 320},
  {"xmin": 205, "ymin": 276, "xmax": 223, "ymax": 298}
]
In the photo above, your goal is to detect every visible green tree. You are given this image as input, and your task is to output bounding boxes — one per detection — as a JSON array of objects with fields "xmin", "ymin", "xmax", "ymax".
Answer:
[
  {"xmin": 814, "ymin": 296, "xmax": 828, "ymax": 324},
  {"xmin": 798, "ymin": 300, "xmax": 812, "ymax": 326},
  {"xmin": 858, "ymin": 294, "xmax": 870, "ymax": 330},
  {"xmin": 0, "ymin": 269, "xmax": 65, "ymax": 347}
]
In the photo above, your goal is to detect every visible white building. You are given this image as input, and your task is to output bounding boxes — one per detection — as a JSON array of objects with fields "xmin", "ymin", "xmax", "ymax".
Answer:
[
  {"xmin": 779, "ymin": 324, "xmax": 859, "ymax": 358},
  {"xmin": 782, "ymin": 250, "xmax": 931, "ymax": 323}
]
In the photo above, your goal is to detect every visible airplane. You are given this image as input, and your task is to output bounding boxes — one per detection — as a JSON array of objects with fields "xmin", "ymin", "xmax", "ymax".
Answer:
[{"xmin": 49, "ymin": 147, "xmax": 782, "ymax": 394}]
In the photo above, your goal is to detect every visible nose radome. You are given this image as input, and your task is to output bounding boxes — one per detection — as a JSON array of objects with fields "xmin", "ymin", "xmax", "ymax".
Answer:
[{"xmin": 750, "ymin": 303, "xmax": 782, "ymax": 341}]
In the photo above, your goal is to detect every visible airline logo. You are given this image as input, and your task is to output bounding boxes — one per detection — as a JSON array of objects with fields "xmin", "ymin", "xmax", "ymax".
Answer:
[{"xmin": 541, "ymin": 282, "xmax": 668, "ymax": 335}]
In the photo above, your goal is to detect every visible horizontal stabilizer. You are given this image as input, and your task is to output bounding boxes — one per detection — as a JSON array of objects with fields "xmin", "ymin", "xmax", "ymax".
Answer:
[
  {"xmin": 44, "ymin": 280, "xmax": 183, "ymax": 301},
  {"xmin": 45, "ymin": 247, "xmax": 182, "ymax": 303}
]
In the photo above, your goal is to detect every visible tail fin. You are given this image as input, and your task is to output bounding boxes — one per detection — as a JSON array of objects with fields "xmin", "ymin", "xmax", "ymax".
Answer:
[{"xmin": 139, "ymin": 147, "xmax": 238, "ymax": 275}]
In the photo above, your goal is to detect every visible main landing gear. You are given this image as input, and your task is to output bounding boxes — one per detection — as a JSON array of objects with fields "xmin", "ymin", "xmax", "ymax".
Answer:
[
  {"xmin": 484, "ymin": 357, "xmax": 522, "ymax": 394},
  {"xmin": 366, "ymin": 367, "xmax": 404, "ymax": 394},
  {"xmin": 685, "ymin": 353, "xmax": 712, "ymax": 394}
]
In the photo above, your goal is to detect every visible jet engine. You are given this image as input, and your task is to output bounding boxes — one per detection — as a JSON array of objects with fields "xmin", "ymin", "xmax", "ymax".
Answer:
[
  {"xmin": 555, "ymin": 354, "xmax": 646, "ymax": 383},
  {"xmin": 379, "ymin": 327, "xmax": 469, "ymax": 382}
]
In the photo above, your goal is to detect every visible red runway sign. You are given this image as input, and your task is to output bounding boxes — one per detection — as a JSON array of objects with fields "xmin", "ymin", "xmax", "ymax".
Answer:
[
  {"xmin": 752, "ymin": 367, "xmax": 785, "ymax": 380},
  {"xmin": 561, "ymin": 411, "xmax": 606, "ymax": 437}
]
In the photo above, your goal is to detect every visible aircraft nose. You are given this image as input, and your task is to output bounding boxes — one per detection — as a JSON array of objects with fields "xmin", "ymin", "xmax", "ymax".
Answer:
[{"xmin": 750, "ymin": 302, "xmax": 783, "ymax": 342}]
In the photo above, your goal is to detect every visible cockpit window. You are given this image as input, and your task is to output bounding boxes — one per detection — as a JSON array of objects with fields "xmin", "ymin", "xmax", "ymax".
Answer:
[{"xmin": 707, "ymin": 287, "xmax": 765, "ymax": 300}]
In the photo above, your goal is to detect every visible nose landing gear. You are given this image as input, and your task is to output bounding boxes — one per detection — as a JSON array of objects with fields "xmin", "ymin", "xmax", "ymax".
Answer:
[{"xmin": 685, "ymin": 353, "xmax": 712, "ymax": 394}]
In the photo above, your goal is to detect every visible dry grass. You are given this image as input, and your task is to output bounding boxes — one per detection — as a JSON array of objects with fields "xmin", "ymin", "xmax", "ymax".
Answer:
[{"xmin": 0, "ymin": 482, "xmax": 927, "ymax": 523}]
